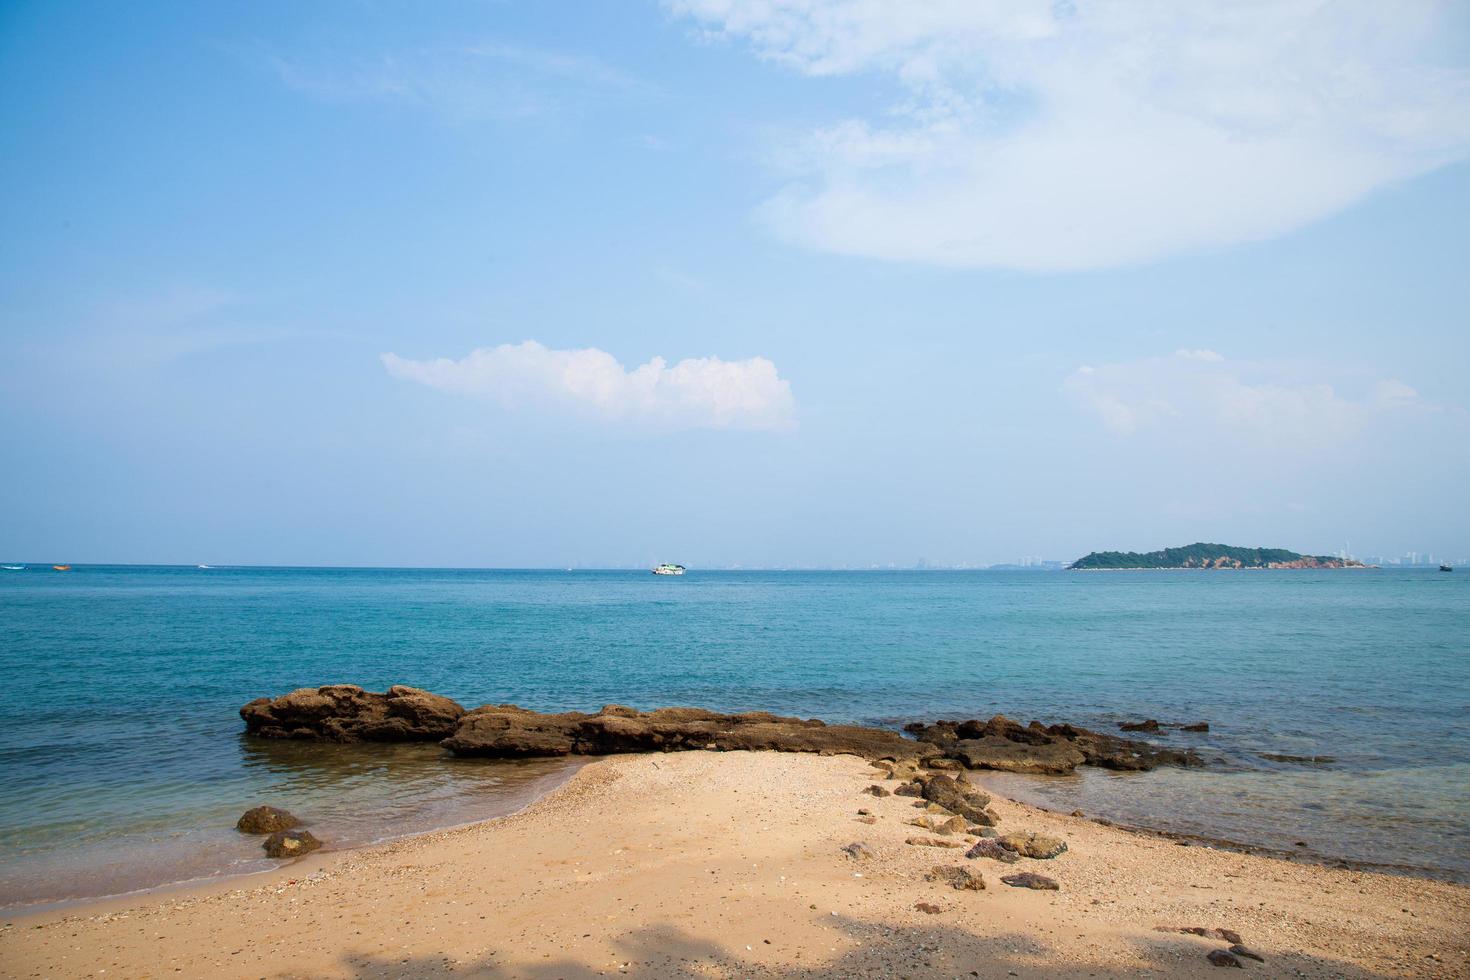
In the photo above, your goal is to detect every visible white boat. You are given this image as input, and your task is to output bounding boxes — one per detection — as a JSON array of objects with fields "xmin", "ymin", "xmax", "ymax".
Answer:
[
  {"xmin": 652, "ymin": 563, "xmax": 686, "ymax": 576},
  {"xmin": 198, "ymin": 564, "xmax": 211, "ymax": 569},
  {"xmin": 2, "ymin": 565, "xmax": 22, "ymax": 571}
]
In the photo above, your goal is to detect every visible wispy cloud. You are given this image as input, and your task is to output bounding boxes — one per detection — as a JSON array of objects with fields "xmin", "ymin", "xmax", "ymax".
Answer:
[
  {"xmin": 267, "ymin": 39, "xmax": 656, "ymax": 123},
  {"xmin": 1063, "ymin": 349, "xmax": 1434, "ymax": 445},
  {"xmin": 671, "ymin": 1, "xmax": 1470, "ymax": 270},
  {"xmin": 382, "ymin": 341, "xmax": 796, "ymax": 431}
]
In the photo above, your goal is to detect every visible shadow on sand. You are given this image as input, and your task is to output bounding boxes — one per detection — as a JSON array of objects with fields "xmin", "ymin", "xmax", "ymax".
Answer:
[{"xmin": 325, "ymin": 911, "xmax": 1402, "ymax": 979}]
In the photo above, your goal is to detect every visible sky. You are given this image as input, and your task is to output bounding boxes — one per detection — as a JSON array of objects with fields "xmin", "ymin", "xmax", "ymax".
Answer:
[{"xmin": 2, "ymin": 0, "xmax": 1469, "ymax": 568}]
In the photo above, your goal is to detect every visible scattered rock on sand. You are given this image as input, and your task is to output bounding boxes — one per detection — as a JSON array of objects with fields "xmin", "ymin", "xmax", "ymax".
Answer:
[
  {"xmin": 842, "ymin": 842, "xmax": 874, "ymax": 861},
  {"xmin": 856, "ymin": 815, "xmax": 877, "ymax": 825},
  {"xmin": 1155, "ymin": 926, "xmax": 1244, "ymax": 944},
  {"xmin": 241, "ymin": 685, "xmax": 465, "ymax": 742},
  {"xmin": 965, "ymin": 839, "xmax": 1021, "ymax": 864},
  {"xmin": 235, "ymin": 806, "xmax": 299, "ymax": 835},
  {"xmin": 894, "ymin": 781, "xmax": 924, "ymax": 797},
  {"xmin": 906, "ymin": 836, "xmax": 965, "ymax": 848},
  {"xmin": 906, "ymin": 815, "xmax": 968, "ymax": 836},
  {"xmin": 263, "ymin": 829, "xmax": 322, "ymax": 858},
  {"xmin": 926, "ymin": 865, "xmax": 985, "ymax": 891},
  {"xmin": 1000, "ymin": 872, "xmax": 1059, "ymax": 890},
  {"xmin": 1229, "ymin": 944, "xmax": 1264, "ymax": 962},
  {"xmin": 998, "ymin": 833, "xmax": 1068, "ymax": 859},
  {"xmin": 863, "ymin": 784, "xmax": 891, "ymax": 797},
  {"xmin": 914, "ymin": 901, "xmax": 943, "ymax": 914},
  {"xmin": 1119, "ymin": 719, "xmax": 1160, "ymax": 732},
  {"xmin": 1206, "ymin": 949, "xmax": 1242, "ymax": 968}
]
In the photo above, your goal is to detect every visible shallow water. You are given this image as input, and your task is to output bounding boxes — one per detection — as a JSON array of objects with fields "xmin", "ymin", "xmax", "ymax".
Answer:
[{"xmin": 1, "ymin": 565, "xmax": 1466, "ymax": 907}]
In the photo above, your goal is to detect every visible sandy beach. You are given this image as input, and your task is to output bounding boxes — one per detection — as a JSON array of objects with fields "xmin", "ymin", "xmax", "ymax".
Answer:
[{"xmin": 3, "ymin": 751, "xmax": 1466, "ymax": 979}]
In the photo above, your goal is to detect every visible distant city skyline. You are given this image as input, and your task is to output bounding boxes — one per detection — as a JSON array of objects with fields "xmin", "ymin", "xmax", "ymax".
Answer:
[{"xmin": 2, "ymin": 2, "xmax": 1468, "ymax": 567}]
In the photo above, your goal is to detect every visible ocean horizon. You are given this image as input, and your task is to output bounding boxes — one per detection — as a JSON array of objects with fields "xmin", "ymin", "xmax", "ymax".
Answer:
[{"xmin": 2, "ymin": 563, "xmax": 1466, "ymax": 910}]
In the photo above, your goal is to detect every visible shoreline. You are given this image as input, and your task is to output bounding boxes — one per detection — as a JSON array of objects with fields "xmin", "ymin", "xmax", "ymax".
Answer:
[
  {"xmin": 4, "ymin": 752, "xmax": 1465, "ymax": 978},
  {"xmin": 5, "ymin": 752, "xmax": 1460, "ymax": 920},
  {"xmin": 0, "ymin": 759, "xmax": 589, "ymax": 917}
]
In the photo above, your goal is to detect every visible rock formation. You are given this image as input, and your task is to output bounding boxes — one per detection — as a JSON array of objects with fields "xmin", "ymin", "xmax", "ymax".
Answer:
[
  {"xmin": 236, "ymin": 806, "xmax": 299, "ymax": 835},
  {"xmin": 237, "ymin": 687, "xmax": 1202, "ymax": 775},
  {"xmin": 240, "ymin": 685, "xmax": 465, "ymax": 742},
  {"xmin": 905, "ymin": 715, "xmax": 1200, "ymax": 773},
  {"xmin": 440, "ymin": 703, "xmax": 931, "ymax": 761}
]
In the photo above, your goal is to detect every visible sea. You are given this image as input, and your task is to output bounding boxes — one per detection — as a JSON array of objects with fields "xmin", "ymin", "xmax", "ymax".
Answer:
[{"xmin": 2, "ymin": 565, "xmax": 1467, "ymax": 910}]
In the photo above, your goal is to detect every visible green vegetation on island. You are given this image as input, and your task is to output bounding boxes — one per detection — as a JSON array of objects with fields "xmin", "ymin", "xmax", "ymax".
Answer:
[{"xmin": 1069, "ymin": 543, "xmax": 1365, "ymax": 570}]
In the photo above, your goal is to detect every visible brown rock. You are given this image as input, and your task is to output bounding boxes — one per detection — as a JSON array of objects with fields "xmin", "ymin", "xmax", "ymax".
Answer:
[
  {"xmin": 442, "ymin": 703, "xmax": 932, "ymax": 761},
  {"xmin": 997, "ymin": 833, "xmax": 1068, "ymax": 859},
  {"xmin": 1206, "ymin": 949, "xmax": 1242, "ymax": 968},
  {"xmin": 920, "ymin": 774, "xmax": 998, "ymax": 825},
  {"xmin": 1119, "ymin": 719, "xmax": 1160, "ymax": 732},
  {"xmin": 893, "ymin": 781, "xmax": 924, "ymax": 797},
  {"xmin": 842, "ymin": 842, "xmax": 874, "ymax": 861},
  {"xmin": 926, "ymin": 865, "xmax": 985, "ymax": 891},
  {"xmin": 949, "ymin": 735, "xmax": 1086, "ymax": 774},
  {"xmin": 263, "ymin": 829, "xmax": 322, "ymax": 859},
  {"xmin": 240, "ymin": 685, "xmax": 465, "ymax": 742},
  {"xmin": 1000, "ymin": 872, "xmax": 1059, "ymax": 890},
  {"xmin": 906, "ymin": 836, "xmax": 965, "ymax": 848},
  {"xmin": 863, "ymin": 784, "xmax": 891, "ymax": 797},
  {"xmin": 909, "ymin": 714, "xmax": 1201, "ymax": 773},
  {"xmin": 1182, "ymin": 722, "xmax": 1209, "ymax": 732},
  {"xmin": 914, "ymin": 901, "xmax": 943, "ymax": 915},
  {"xmin": 235, "ymin": 806, "xmax": 299, "ymax": 835},
  {"xmin": 965, "ymin": 838, "xmax": 1021, "ymax": 863},
  {"xmin": 1228, "ymin": 945, "xmax": 1263, "ymax": 962}
]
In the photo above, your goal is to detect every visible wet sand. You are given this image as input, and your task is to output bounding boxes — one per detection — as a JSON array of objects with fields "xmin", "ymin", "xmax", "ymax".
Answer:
[{"xmin": 2, "ymin": 751, "xmax": 1466, "ymax": 978}]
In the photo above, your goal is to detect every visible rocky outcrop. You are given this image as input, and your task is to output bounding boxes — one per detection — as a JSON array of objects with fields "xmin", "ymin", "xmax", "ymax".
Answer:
[
  {"xmin": 440, "ymin": 704, "xmax": 932, "ymax": 762},
  {"xmin": 240, "ymin": 685, "xmax": 465, "ymax": 742},
  {"xmin": 906, "ymin": 715, "xmax": 1200, "ymax": 774},
  {"xmin": 236, "ymin": 806, "xmax": 299, "ymax": 835},
  {"xmin": 238, "ymin": 687, "xmax": 1200, "ymax": 776},
  {"xmin": 1000, "ymin": 871, "xmax": 1059, "ymax": 890}
]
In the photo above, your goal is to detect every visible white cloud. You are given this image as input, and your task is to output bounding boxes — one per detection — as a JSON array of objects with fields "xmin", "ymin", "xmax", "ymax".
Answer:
[
  {"xmin": 382, "ymin": 341, "xmax": 796, "ymax": 431},
  {"xmin": 671, "ymin": 1, "xmax": 1470, "ymax": 270},
  {"xmin": 1063, "ymin": 349, "xmax": 1429, "ymax": 445}
]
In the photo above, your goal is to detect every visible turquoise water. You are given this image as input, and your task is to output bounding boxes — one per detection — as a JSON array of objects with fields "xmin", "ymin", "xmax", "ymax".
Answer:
[{"xmin": 1, "ymin": 565, "xmax": 1467, "ymax": 907}]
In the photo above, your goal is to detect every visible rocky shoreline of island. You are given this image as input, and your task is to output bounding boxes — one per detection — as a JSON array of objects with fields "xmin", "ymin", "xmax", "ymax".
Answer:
[{"xmin": 239, "ymin": 684, "xmax": 1204, "ymax": 775}]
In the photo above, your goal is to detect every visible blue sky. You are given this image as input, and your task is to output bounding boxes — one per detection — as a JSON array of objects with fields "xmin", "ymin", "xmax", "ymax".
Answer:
[{"xmin": 2, "ymin": 0, "xmax": 1468, "ymax": 567}]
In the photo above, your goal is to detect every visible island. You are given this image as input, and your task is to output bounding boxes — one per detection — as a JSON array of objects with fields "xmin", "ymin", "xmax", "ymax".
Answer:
[{"xmin": 1069, "ymin": 542, "xmax": 1367, "ymax": 570}]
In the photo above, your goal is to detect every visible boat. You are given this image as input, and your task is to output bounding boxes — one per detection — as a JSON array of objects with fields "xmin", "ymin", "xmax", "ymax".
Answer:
[
  {"xmin": 652, "ymin": 563, "xmax": 686, "ymax": 576},
  {"xmin": 52, "ymin": 564, "xmax": 71, "ymax": 571},
  {"xmin": 2, "ymin": 565, "xmax": 22, "ymax": 571},
  {"xmin": 198, "ymin": 564, "xmax": 211, "ymax": 569},
  {"xmin": 1441, "ymin": 564, "xmax": 1453, "ymax": 572}
]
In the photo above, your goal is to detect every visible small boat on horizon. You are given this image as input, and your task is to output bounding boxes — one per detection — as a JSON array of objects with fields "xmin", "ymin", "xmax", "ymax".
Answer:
[
  {"xmin": 52, "ymin": 564, "xmax": 71, "ymax": 571},
  {"xmin": 198, "ymin": 564, "xmax": 211, "ymax": 569},
  {"xmin": 2, "ymin": 564, "xmax": 23, "ymax": 571},
  {"xmin": 652, "ymin": 563, "xmax": 686, "ymax": 576},
  {"xmin": 1441, "ymin": 564, "xmax": 1453, "ymax": 572}
]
